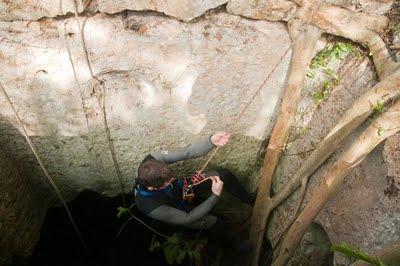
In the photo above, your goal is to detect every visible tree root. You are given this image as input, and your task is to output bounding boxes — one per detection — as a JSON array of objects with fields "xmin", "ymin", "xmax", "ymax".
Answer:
[
  {"xmin": 272, "ymin": 99, "xmax": 400, "ymax": 265},
  {"xmin": 271, "ymin": 67, "xmax": 400, "ymax": 214},
  {"xmin": 351, "ymin": 241, "xmax": 400, "ymax": 266},
  {"xmin": 309, "ymin": 3, "xmax": 399, "ymax": 78}
]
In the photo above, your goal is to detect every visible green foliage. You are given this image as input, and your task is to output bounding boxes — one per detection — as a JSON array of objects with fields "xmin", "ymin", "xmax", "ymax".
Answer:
[
  {"xmin": 331, "ymin": 242, "xmax": 387, "ymax": 266},
  {"xmin": 295, "ymin": 126, "xmax": 311, "ymax": 137},
  {"xmin": 306, "ymin": 69, "xmax": 316, "ymax": 79},
  {"xmin": 149, "ymin": 233, "xmax": 206, "ymax": 265},
  {"xmin": 310, "ymin": 42, "xmax": 356, "ymax": 69},
  {"xmin": 377, "ymin": 127, "xmax": 384, "ymax": 137},
  {"xmin": 390, "ymin": 23, "xmax": 400, "ymax": 34},
  {"xmin": 374, "ymin": 100, "xmax": 384, "ymax": 114},
  {"xmin": 116, "ymin": 206, "xmax": 129, "ymax": 219},
  {"xmin": 324, "ymin": 68, "xmax": 339, "ymax": 85},
  {"xmin": 308, "ymin": 42, "xmax": 360, "ymax": 105},
  {"xmin": 311, "ymin": 80, "xmax": 331, "ymax": 105}
]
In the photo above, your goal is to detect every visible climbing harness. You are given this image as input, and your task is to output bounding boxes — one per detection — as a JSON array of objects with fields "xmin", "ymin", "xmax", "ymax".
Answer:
[{"xmin": 182, "ymin": 171, "xmax": 209, "ymax": 202}]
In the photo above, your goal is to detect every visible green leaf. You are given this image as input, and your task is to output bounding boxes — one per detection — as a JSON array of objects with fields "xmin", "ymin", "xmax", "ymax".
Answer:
[
  {"xmin": 163, "ymin": 245, "xmax": 175, "ymax": 265},
  {"xmin": 163, "ymin": 244, "xmax": 180, "ymax": 265},
  {"xmin": 187, "ymin": 250, "xmax": 195, "ymax": 260},
  {"xmin": 176, "ymin": 249, "xmax": 187, "ymax": 264},
  {"xmin": 324, "ymin": 68, "xmax": 339, "ymax": 85},
  {"xmin": 374, "ymin": 100, "xmax": 384, "ymax": 114},
  {"xmin": 306, "ymin": 69, "xmax": 316, "ymax": 79},
  {"xmin": 167, "ymin": 233, "xmax": 180, "ymax": 244},
  {"xmin": 378, "ymin": 128, "xmax": 383, "ymax": 137},
  {"xmin": 331, "ymin": 242, "xmax": 387, "ymax": 266},
  {"xmin": 310, "ymin": 42, "xmax": 354, "ymax": 71},
  {"xmin": 116, "ymin": 206, "xmax": 129, "ymax": 219},
  {"xmin": 322, "ymin": 80, "xmax": 330, "ymax": 90}
]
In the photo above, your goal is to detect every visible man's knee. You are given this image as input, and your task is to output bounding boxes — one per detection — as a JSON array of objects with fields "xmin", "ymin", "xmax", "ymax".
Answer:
[
  {"xmin": 215, "ymin": 168, "xmax": 234, "ymax": 182},
  {"xmin": 187, "ymin": 215, "xmax": 217, "ymax": 229}
]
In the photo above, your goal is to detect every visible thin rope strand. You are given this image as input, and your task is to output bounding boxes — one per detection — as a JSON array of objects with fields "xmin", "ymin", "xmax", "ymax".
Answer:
[
  {"xmin": 0, "ymin": 82, "xmax": 88, "ymax": 252},
  {"xmin": 197, "ymin": 43, "xmax": 292, "ymax": 172},
  {"xmin": 70, "ymin": 1, "xmax": 127, "ymax": 206}
]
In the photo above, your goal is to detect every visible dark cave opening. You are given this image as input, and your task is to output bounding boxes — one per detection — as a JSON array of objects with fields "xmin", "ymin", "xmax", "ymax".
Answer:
[
  {"xmin": 29, "ymin": 190, "xmax": 167, "ymax": 266},
  {"xmin": 28, "ymin": 189, "xmax": 274, "ymax": 266}
]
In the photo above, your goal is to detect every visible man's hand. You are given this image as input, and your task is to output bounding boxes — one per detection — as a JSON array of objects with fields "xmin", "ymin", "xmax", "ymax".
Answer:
[
  {"xmin": 210, "ymin": 176, "xmax": 224, "ymax": 196},
  {"xmin": 210, "ymin": 131, "xmax": 231, "ymax": 147}
]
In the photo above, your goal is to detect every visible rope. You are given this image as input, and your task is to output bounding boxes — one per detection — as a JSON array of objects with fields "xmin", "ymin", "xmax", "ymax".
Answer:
[
  {"xmin": 198, "ymin": 4, "xmax": 320, "ymax": 174},
  {"xmin": 68, "ymin": 1, "xmax": 128, "ymax": 207},
  {"xmin": 197, "ymin": 38, "xmax": 293, "ymax": 172},
  {"xmin": 117, "ymin": 203, "xmax": 168, "ymax": 238},
  {"xmin": 0, "ymin": 82, "xmax": 89, "ymax": 252}
]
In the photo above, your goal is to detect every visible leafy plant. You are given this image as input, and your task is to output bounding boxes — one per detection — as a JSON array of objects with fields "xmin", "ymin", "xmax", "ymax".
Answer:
[
  {"xmin": 308, "ymin": 42, "xmax": 360, "ymax": 105},
  {"xmin": 390, "ymin": 23, "xmax": 400, "ymax": 34},
  {"xmin": 311, "ymin": 80, "xmax": 331, "ymax": 105},
  {"xmin": 116, "ymin": 206, "xmax": 129, "ymax": 218},
  {"xmin": 149, "ymin": 233, "xmax": 207, "ymax": 265},
  {"xmin": 310, "ymin": 42, "xmax": 356, "ymax": 69},
  {"xmin": 306, "ymin": 69, "xmax": 316, "ymax": 79},
  {"xmin": 374, "ymin": 100, "xmax": 384, "ymax": 114},
  {"xmin": 377, "ymin": 127, "xmax": 384, "ymax": 137},
  {"xmin": 331, "ymin": 242, "xmax": 387, "ymax": 266},
  {"xmin": 295, "ymin": 126, "xmax": 311, "ymax": 137},
  {"xmin": 324, "ymin": 67, "xmax": 339, "ymax": 85}
]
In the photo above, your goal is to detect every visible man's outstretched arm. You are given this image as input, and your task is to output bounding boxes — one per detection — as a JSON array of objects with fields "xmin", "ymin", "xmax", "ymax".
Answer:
[{"xmin": 150, "ymin": 132, "xmax": 230, "ymax": 164}]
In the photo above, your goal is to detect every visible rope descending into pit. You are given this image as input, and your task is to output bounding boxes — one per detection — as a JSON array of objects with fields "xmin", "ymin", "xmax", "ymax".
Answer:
[
  {"xmin": 67, "ymin": 1, "xmax": 128, "ymax": 207},
  {"xmin": 0, "ymin": 82, "xmax": 89, "ymax": 252}
]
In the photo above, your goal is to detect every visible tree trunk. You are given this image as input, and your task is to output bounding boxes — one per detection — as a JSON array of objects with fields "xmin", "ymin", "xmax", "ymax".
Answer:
[{"xmin": 250, "ymin": 19, "xmax": 322, "ymax": 266}]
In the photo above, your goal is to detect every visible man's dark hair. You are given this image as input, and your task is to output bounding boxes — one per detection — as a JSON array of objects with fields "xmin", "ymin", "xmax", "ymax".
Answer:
[{"xmin": 137, "ymin": 159, "xmax": 173, "ymax": 188}]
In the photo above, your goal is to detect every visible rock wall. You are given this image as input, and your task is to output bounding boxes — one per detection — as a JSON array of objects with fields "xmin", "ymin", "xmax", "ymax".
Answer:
[
  {"xmin": 0, "ymin": 148, "xmax": 47, "ymax": 265},
  {"xmin": 0, "ymin": 9, "xmax": 291, "ymax": 202}
]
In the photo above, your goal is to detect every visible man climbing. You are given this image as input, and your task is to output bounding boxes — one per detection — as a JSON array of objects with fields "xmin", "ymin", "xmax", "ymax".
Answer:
[{"xmin": 134, "ymin": 131, "xmax": 255, "ymax": 230}]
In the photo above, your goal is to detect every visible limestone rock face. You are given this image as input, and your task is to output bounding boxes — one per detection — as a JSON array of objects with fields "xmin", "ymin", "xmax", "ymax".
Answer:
[
  {"xmin": 0, "ymin": 12, "xmax": 291, "ymax": 201},
  {"xmin": 0, "ymin": 149, "xmax": 46, "ymax": 265},
  {"xmin": 1, "ymin": 0, "xmax": 393, "ymax": 22},
  {"xmin": 98, "ymin": 0, "xmax": 230, "ymax": 21},
  {"xmin": 324, "ymin": 0, "xmax": 395, "ymax": 15},
  {"xmin": 226, "ymin": 0, "xmax": 297, "ymax": 21},
  {"xmin": 0, "ymin": 0, "xmax": 87, "ymax": 21}
]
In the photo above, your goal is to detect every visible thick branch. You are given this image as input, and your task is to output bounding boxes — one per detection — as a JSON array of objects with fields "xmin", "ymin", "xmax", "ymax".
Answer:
[
  {"xmin": 310, "ymin": 3, "xmax": 398, "ymax": 78},
  {"xmin": 272, "ymin": 99, "xmax": 400, "ymax": 266},
  {"xmin": 271, "ymin": 67, "xmax": 400, "ymax": 210},
  {"xmin": 250, "ymin": 20, "xmax": 322, "ymax": 266}
]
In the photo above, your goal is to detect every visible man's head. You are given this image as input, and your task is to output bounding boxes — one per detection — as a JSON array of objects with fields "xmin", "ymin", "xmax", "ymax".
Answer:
[{"xmin": 137, "ymin": 159, "xmax": 174, "ymax": 190}]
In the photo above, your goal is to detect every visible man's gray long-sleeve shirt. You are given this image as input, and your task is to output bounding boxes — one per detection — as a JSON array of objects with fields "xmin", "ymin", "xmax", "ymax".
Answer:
[{"xmin": 136, "ymin": 136, "xmax": 219, "ymax": 229}]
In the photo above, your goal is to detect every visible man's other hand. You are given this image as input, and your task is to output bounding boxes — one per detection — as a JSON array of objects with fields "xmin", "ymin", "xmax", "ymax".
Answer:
[
  {"xmin": 211, "ymin": 131, "xmax": 230, "ymax": 147},
  {"xmin": 210, "ymin": 176, "xmax": 224, "ymax": 196}
]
